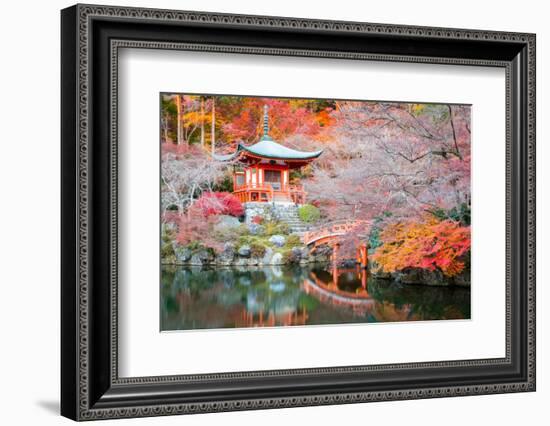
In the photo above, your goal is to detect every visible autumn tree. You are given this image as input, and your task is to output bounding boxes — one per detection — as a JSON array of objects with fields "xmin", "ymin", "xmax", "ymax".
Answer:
[
  {"xmin": 371, "ymin": 216, "xmax": 471, "ymax": 277},
  {"xmin": 160, "ymin": 144, "xmax": 227, "ymax": 221},
  {"xmin": 305, "ymin": 101, "xmax": 471, "ymax": 225}
]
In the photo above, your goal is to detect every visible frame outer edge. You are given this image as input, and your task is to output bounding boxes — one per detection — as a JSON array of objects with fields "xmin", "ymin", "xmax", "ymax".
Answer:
[
  {"xmin": 66, "ymin": 4, "xmax": 536, "ymax": 421},
  {"xmin": 61, "ymin": 4, "xmax": 80, "ymax": 421}
]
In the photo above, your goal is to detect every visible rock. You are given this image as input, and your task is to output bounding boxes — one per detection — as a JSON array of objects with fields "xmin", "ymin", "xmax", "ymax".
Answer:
[
  {"xmin": 244, "ymin": 203, "xmax": 275, "ymax": 225},
  {"xmin": 270, "ymin": 252, "xmax": 284, "ymax": 265},
  {"xmin": 189, "ymin": 249, "xmax": 214, "ymax": 266},
  {"xmin": 308, "ymin": 250, "xmax": 330, "ymax": 263},
  {"xmin": 247, "ymin": 223, "xmax": 265, "ymax": 235},
  {"xmin": 233, "ymin": 258, "xmax": 248, "ymax": 267},
  {"xmin": 284, "ymin": 247, "xmax": 302, "ymax": 264},
  {"xmin": 453, "ymin": 269, "xmax": 471, "ymax": 287},
  {"xmin": 269, "ymin": 234, "xmax": 286, "ymax": 247},
  {"xmin": 238, "ymin": 245, "xmax": 251, "ymax": 258},
  {"xmin": 217, "ymin": 243, "xmax": 235, "ymax": 265},
  {"xmin": 373, "ymin": 270, "xmax": 393, "ymax": 280},
  {"xmin": 173, "ymin": 246, "xmax": 192, "ymax": 264},
  {"xmin": 291, "ymin": 247, "xmax": 302, "ymax": 258},
  {"xmin": 213, "ymin": 215, "xmax": 241, "ymax": 233},
  {"xmin": 260, "ymin": 247, "xmax": 274, "ymax": 265},
  {"xmin": 396, "ymin": 268, "xmax": 448, "ymax": 286},
  {"xmin": 396, "ymin": 269, "xmax": 420, "ymax": 284},
  {"xmin": 339, "ymin": 259, "xmax": 357, "ymax": 268},
  {"xmin": 419, "ymin": 268, "xmax": 447, "ymax": 286}
]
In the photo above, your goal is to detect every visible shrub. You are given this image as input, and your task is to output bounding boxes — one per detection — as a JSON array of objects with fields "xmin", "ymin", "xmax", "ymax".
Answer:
[
  {"xmin": 250, "ymin": 243, "xmax": 267, "ymax": 258},
  {"xmin": 372, "ymin": 216, "xmax": 471, "ymax": 277},
  {"xmin": 285, "ymin": 234, "xmax": 302, "ymax": 247},
  {"xmin": 429, "ymin": 203, "xmax": 471, "ymax": 226},
  {"xmin": 194, "ymin": 192, "xmax": 244, "ymax": 217},
  {"xmin": 176, "ymin": 212, "xmax": 222, "ymax": 251},
  {"xmin": 263, "ymin": 221, "xmax": 289, "ymax": 236},
  {"xmin": 298, "ymin": 204, "xmax": 321, "ymax": 223},
  {"xmin": 161, "ymin": 241, "xmax": 175, "ymax": 261},
  {"xmin": 212, "ymin": 224, "xmax": 249, "ymax": 243},
  {"xmin": 281, "ymin": 249, "xmax": 300, "ymax": 264}
]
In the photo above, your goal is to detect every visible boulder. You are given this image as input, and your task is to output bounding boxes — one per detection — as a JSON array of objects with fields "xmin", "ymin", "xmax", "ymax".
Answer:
[
  {"xmin": 247, "ymin": 223, "xmax": 265, "ymax": 235},
  {"xmin": 269, "ymin": 234, "xmax": 286, "ymax": 247},
  {"xmin": 238, "ymin": 245, "xmax": 251, "ymax": 258},
  {"xmin": 291, "ymin": 246, "xmax": 302, "ymax": 257},
  {"xmin": 233, "ymin": 258, "xmax": 248, "ymax": 267},
  {"xmin": 419, "ymin": 268, "xmax": 447, "ymax": 286},
  {"xmin": 173, "ymin": 246, "xmax": 192, "ymax": 264},
  {"xmin": 217, "ymin": 242, "xmax": 235, "ymax": 265},
  {"xmin": 270, "ymin": 252, "xmax": 284, "ymax": 265},
  {"xmin": 285, "ymin": 247, "xmax": 302, "ymax": 264},
  {"xmin": 189, "ymin": 249, "xmax": 214, "ymax": 266},
  {"xmin": 396, "ymin": 268, "xmax": 448, "ymax": 286},
  {"xmin": 260, "ymin": 247, "xmax": 274, "ymax": 265},
  {"xmin": 213, "ymin": 215, "xmax": 241, "ymax": 233},
  {"xmin": 308, "ymin": 251, "xmax": 330, "ymax": 263},
  {"xmin": 339, "ymin": 259, "xmax": 357, "ymax": 268},
  {"xmin": 453, "ymin": 269, "xmax": 471, "ymax": 287}
]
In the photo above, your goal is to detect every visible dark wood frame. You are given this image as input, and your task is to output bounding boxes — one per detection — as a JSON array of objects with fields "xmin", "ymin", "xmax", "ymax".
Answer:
[{"xmin": 61, "ymin": 3, "xmax": 536, "ymax": 421}]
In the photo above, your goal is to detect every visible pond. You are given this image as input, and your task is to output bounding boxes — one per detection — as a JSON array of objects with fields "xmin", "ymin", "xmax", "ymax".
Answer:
[{"xmin": 160, "ymin": 264, "xmax": 470, "ymax": 331}]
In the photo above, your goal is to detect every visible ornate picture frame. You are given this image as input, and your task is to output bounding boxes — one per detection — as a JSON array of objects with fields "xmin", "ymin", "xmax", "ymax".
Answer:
[{"xmin": 61, "ymin": 4, "xmax": 535, "ymax": 421}]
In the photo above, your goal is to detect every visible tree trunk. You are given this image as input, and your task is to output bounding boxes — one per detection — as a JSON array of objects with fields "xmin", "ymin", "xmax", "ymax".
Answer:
[
  {"xmin": 175, "ymin": 95, "xmax": 182, "ymax": 145},
  {"xmin": 447, "ymin": 104, "xmax": 462, "ymax": 160},
  {"xmin": 162, "ymin": 114, "xmax": 169, "ymax": 143},
  {"xmin": 211, "ymin": 98, "xmax": 216, "ymax": 155},
  {"xmin": 200, "ymin": 97, "xmax": 205, "ymax": 148}
]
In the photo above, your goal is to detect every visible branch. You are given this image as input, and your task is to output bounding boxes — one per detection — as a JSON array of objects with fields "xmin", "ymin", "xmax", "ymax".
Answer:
[{"xmin": 447, "ymin": 105, "xmax": 463, "ymax": 160}]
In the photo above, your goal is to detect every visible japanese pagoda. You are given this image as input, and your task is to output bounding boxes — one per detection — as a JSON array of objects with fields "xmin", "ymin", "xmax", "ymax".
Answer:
[{"xmin": 213, "ymin": 105, "xmax": 323, "ymax": 204}]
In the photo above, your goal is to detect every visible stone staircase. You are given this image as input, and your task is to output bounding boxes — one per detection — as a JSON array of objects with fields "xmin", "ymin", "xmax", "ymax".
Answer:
[{"xmin": 272, "ymin": 203, "xmax": 310, "ymax": 234}]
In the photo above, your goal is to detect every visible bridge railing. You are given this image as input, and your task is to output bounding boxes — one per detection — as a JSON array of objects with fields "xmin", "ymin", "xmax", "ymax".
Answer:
[{"xmin": 302, "ymin": 219, "xmax": 370, "ymax": 246}]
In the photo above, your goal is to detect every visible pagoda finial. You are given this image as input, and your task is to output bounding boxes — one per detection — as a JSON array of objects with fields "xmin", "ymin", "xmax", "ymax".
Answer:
[{"xmin": 263, "ymin": 104, "xmax": 269, "ymax": 136}]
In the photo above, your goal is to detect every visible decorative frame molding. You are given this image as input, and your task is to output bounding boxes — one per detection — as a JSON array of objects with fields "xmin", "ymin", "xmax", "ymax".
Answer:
[{"xmin": 61, "ymin": 3, "xmax": 535, "ymax": 421}]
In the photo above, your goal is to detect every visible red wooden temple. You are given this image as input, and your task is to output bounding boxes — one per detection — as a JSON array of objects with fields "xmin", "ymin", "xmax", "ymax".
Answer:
[{"xmin": 213, "ymin": 105, "xmax": 323, "ymax": 204}]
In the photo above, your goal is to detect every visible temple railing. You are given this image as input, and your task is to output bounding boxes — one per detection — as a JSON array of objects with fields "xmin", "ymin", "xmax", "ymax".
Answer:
[
  {"xmin": 233, "ymin": 184, "xmax": 274, "ymax": 203},
  {"xmin": 233, "ymin": 183, "xmax": 307, "ymax": 204}
]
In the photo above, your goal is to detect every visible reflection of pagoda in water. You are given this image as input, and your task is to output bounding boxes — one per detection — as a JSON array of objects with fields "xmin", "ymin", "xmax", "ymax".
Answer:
[
  {"xmin": 236, "ymin": 306, "xmax": 309, "ymax": 328},
  {"xmin": 233, "ymin": 267, "xmax": 308, "ymax": 327}
]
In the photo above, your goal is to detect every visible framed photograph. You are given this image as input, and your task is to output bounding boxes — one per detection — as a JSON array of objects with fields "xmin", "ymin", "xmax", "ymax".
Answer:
[{"xmin": 61, "ymin": 4, "xmax": 536, "ymax": 421}]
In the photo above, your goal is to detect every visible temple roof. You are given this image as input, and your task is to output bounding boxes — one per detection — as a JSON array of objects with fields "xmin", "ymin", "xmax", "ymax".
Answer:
[{"xmin": 213, "ymin": 105, "xmax": 323, "ymax": 162}]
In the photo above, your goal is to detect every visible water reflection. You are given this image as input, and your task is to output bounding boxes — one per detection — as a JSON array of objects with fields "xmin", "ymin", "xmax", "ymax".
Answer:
[{"xmin": 161, "ymin": 264, "xmax": 470, "ymax": 331}]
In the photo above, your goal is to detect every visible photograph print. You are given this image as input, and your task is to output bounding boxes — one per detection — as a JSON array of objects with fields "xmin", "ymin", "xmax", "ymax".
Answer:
[{"xmin": 160, "ymin": 94, "xmax": 472, "ymax": 331}]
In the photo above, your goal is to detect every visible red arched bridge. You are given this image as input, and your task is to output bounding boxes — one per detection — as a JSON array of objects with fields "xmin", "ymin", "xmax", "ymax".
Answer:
[{"xmin": 301, "ymin": 219, "xmax": 372, "ymax": 268}]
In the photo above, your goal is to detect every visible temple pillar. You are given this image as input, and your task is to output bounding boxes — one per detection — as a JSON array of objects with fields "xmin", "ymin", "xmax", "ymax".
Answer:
[{"xmin": 360, "ymin": 243, "xmax": 368, "ymax": 269}]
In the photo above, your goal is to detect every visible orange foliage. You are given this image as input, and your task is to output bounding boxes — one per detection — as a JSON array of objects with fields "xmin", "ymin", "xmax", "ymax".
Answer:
[{"xmin": 372, "ymin": 217, "xmax": 470, "ymax": 277}]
